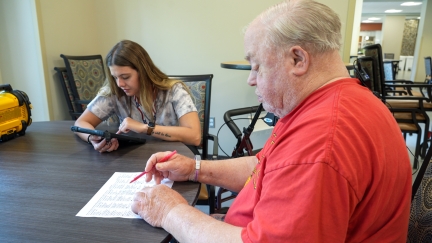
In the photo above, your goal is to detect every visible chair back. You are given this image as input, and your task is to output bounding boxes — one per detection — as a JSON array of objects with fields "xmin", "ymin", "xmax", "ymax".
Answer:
[
  {"xmin": 363, "ymin": 44, "xmax": 387, "ymax": 99},
  {"xmin": 356, "ymin": 56, "xmax": 380, "ymax": 95},
  {"xmin": 60, "ymin": 54, "xmax": 106, "ymax": 109},
  {"xmin": 168, "ymin": 74, "xmax": 217, "ymax": 213},
  {"xmin": 363, "ymin": 44, "xmax": 427, "ymax": 164},
  {"xmin": 383, "ymin": 61, "xmax": 395, "ymax": 81},
  {"xmin": 54, "ymin": 67, "xmax": 83, "ymax": 120},
  {"xmin": 167, "ymin": 74, "xmax": 214, "ymax": 157}
]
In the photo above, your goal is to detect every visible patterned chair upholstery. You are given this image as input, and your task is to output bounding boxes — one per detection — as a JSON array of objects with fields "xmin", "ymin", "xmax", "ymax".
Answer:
[
  {"xmin": 58, "ymin": 54, "xmax": 117, "ymax": 121},
  {"xmin": 184, "ymin": 81, "xmax": 207, "ymax": 139},
  {"xmin": 61, "ymin": 54, "xmax": 105, "ymax": 107},
  {"xmin": 408, "ymin": 147, "xmax": 432, "ymax": 242},
  {"xmin": 168, "ymin": 74, "xmax": 218, "ymax": 214},
  {"xmin": 168, "ymin": 75, "xmax": 217, "ymax": 159}
]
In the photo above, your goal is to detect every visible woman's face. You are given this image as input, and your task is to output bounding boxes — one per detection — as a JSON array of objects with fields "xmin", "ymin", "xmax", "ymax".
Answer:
[{"xmin": 109, "ymin": 65, "xmax": 140, "ymax": 96}]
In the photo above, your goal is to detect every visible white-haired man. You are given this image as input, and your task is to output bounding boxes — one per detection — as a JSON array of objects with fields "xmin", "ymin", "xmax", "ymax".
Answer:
[{"xmin": 132, "ymin": 0, "xmax": 411, "ymax": 242}]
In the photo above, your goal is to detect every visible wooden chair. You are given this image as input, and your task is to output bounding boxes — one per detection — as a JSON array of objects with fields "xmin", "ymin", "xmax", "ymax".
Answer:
[{"xmin": 167, "ymin": 74, "xmax": 218, "ymax": 214}]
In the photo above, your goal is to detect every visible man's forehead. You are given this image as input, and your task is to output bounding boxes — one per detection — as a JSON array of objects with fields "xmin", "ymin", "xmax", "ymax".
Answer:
[{"xmin": 243, "ymin": 25, "xmax": 264, "ymax": 61}]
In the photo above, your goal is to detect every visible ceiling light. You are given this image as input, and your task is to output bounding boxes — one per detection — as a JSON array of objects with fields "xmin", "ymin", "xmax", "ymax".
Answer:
[
  {"xmin": 368, "ymin": 17, "xmax": 381, "ymax": 20},
  {"xmin": 417, "ymin": 17, "xmax": 421, "ymax": 19},
  {"xmin": 401, "ymin": 2, "xmax": 422, "ymax": 6},
  {"xmin": 385, "ymin": 9, "xmax": 403, "ymax": 13},
  {"xmin": 362, "ymin": 20, "xmax": 374, "ymax": 23}
]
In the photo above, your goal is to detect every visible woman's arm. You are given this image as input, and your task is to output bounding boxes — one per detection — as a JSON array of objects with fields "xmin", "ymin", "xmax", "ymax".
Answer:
[
  {"xmin": 151, "ymin": 111, "xmax": 201, "ymax": 145},
  {"xmin": 119, "ymin": 111, "xmax": 201, "ymax": 146},
  {"xmin": 74, "ymin": 109, "xmax": 103, "ymax": 141},
  {"xmin": 74, "ymin": 109, "xmax": 119, "ymax": 152}
]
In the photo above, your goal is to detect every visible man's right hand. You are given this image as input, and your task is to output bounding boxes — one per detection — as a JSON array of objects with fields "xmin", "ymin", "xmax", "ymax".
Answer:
[{"xmin": 144, "ymin": 152, "xmax": 196, "ymax": 184}]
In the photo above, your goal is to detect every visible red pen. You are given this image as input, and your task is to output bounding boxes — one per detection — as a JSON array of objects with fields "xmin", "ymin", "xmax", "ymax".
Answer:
[{"xmin": 129, "ymin": 150, "xmax": 177, "ymax": 183}]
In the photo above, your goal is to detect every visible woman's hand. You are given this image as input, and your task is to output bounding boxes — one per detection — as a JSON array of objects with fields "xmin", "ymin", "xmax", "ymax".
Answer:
[
  {"xmin": 88, "ymin": 135, "xmax": 120, "ymax": 153},
  {"xmin": 117, "ymin": 117, "xmax": 147, "ymax": 134}
]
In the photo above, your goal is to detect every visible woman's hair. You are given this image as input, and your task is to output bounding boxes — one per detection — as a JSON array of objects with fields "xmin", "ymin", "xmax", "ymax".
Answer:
[
  {"xmin": 257, "ymin": 0, "xmax": 342, "ymax": 55},
  {"xmin": 99, "ymin": 39, "xmax": 188, "ymax": 117}
]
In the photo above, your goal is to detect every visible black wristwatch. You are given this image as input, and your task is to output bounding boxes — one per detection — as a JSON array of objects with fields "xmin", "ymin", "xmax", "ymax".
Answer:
[{"xmin": 147, "ymin": 122, "xmax": 155, "ymax": 135}]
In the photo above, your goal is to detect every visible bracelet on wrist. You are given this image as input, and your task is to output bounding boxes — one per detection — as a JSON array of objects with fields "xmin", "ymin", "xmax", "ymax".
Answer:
[
  {"xmin": 193, "ymin": 155, "xmax": 201, "ymax": 182},
  {"xmin": 87, "ymin": 134, "xmax": 92, "ymax": 144}
]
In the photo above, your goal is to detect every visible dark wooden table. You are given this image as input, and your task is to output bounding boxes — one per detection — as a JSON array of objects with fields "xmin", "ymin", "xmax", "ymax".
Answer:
[{"xmin": 0, "ymin": 121, "xmax": 199, "ymax": 243}]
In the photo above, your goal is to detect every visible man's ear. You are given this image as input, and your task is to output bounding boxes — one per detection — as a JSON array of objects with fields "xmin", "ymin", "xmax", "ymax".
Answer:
[{"xmin": 288, "ymin": 46, "xmax": 309, "ymax": 76}]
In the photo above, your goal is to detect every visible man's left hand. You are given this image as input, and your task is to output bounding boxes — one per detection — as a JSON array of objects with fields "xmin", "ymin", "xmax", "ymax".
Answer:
[{"xmin": 131, "ymin": 184, "xmax": 188, "ymax": 227}]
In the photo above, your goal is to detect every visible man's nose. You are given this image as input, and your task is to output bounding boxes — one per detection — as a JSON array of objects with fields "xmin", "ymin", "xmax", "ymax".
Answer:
[{"xmin": 247, "ymin": 73, "xmax": 256, "ymax": 86}]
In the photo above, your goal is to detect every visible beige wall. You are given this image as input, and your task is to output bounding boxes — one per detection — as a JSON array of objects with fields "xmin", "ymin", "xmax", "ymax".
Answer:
[
  {"xmin": 381, "ymin": 15, "xmax": 405, "ymax": 60},
  {"xmin": 340, "ymin": 0, "xmax": 356, "ymax": 62},
  {"xmin": 36, "ymin": 0, "xmax": 109, "ymax": 120},
  {"xmin": 350, "ymin": 0, "xmax": 363, "ymax": 56},
  {"xmin": 1, "ymin": 0, "xmax": 354, "ymax": 154},
  {"xmin": 413, "ymin": 0, "xmax": 432, "ymax": 82},
  {"xmin": 0, "ymin": 0, "xmax": 50, "ymax": 121}
]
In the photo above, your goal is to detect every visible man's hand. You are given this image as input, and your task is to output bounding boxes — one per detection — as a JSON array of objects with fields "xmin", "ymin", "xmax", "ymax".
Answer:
[
  {"xmin": 131, "ymin": 184, "xmax": 188, "ymax": 227},
  {"xmin": 144, "ymin": 152, "xmax": 196, "ymax": 184}
]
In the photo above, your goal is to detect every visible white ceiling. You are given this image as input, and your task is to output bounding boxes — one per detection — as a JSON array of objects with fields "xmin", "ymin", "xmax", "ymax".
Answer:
[{"xmin": 362, "ymin": 0, "xmax": 423, "ymax": 23}]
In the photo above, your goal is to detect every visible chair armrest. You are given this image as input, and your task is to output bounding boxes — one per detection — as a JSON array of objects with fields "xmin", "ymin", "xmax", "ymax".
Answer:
[
  {"xmin": 386, "ymin": 80, "xmax": 414, "ymax": 84},
  {"xmin": 384, "ymin": 95, "xmax": 429, "ymax": 101},
  {"xmin": 186, "ymin": 145, "xmax": 200, "ymax": 156},
  {"xmin": 384, "ymin": 96, "xmax": 430, "ymax": 113},
  {"xmin": 187, "ymin": 134, "xmax": 218, "ymax": 160},
  {"xmin": 386, "ymin": 83, "xmax": 432, "ymax": 99}
]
